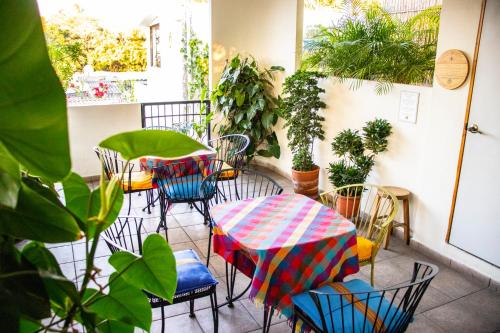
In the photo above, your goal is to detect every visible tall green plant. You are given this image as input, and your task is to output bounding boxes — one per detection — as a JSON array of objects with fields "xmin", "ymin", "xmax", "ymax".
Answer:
[
  {"xmin": 280, "ymin": 71, "xmax": 327, "ymax": 171},
  {"xmin": 328, "ymin": 119, "xmax": 392, "ymax": 195},
  {"xmin": 0, "ymin": 1, "xmax": 206, "ymax": 331},
  {"xmin": 211, "ymin": 55, "xmax": 284, "ymax": 160},
  {"xmin": 303, "ymin": 3, "xmax": 441, "ymax": 94}
]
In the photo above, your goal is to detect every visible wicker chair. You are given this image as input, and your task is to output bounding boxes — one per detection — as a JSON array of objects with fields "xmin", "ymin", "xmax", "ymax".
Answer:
[
  {"xmin": 320, "ymin": 184, "xmax": 399, "ymax": 286},
  {"xmin": 101, "ymin": 216, "xmax": 219, "ymax": 333},
  {"xmin": 94, "ymin": 147, "xmax": 154, "ymax": 215},
  {"xmin": 292, "ymin": 261, "xmax": 438, "ymax": 333}
]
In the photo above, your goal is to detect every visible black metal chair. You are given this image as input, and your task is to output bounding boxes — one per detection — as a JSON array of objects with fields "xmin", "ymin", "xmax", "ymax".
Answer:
[
  {"xmin": 94, "ymin": 147, "xmax": 154, "ymax": 215},
  {"xmin": 101, "ymin": 216, "xmax": 219, "ymax": 333},
  {"xmin": 154, "ymin": 158, "xmax": 223, "ymax": 262},
  {"xmin": 292, "ymin": 261, "xmax": 439, "ymax": 333},
  {"xmin": 208, "ymin": 134, "xmax": 250, "ymax": 174},
  {"xmin": 204, "ymin": 167, "xmax": 284, "ymax": 307}
]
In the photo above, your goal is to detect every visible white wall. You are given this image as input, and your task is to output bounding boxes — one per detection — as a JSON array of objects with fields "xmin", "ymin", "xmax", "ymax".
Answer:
[
  {"xmin": 210, "ymin": 0, "xmax": 500, "ymax": 281},
  {"xmin": 68, "ymin": 103, "xmax": 142, "ymax": 177}
]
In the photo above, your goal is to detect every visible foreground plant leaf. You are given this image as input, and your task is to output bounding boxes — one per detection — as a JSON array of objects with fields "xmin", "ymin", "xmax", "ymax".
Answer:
[
  {"xmin": 0, "ymin": 143, "xmax": 20, "ymax": 208},
  {"xmin": 0, "ymin": 0, "xmax": 70, "ymax": 181},
  {"xmin": 96, "ymin": 320, "xmax": 135, "ymax": 333},
  {"xmin": 109, "ymin": 234, "xmax": 177, "ymax": 302},
  {"xmin": 0, "ymin": 180, "xmax": 81, "ymax": 242},
  {"xmin": 86, "ymin": 275, "xmax": 152, "ymax": 331},
  {"xmin": 22, "ymin": 242, "xmax": 79, "ymax": 310},
  {"xmin": 87, "ymin": 183, "xmax": 123, "ymax": 239},
  {"xmin": 99, "ymin": 130, "xmax": 207, "ymax": 161},
  {"xmin": 0, "ymin": 238, "xmax": 50, "ymax": 332},
  {"xmin": 62, "ymin": 172, "xmax": 91, "ymax": 222}
]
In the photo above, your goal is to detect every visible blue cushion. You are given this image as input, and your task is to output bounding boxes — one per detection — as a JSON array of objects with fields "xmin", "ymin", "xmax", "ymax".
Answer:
[
  {"xmin": 160, "ymin": 177, "xmax": 215, "ymax": 200},
  {"xmin": 174, "ymin": 249, "xmax": 217, "ymax": 295},
  {"xmin": 292, "ymin": 279, "xmax": 403, "ymax": 333}
]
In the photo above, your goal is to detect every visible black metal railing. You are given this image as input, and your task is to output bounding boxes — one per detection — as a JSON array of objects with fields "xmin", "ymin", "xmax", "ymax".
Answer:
[{"xmin": 141, "ymin": 100, "xmax": 211, "ymax": 143}]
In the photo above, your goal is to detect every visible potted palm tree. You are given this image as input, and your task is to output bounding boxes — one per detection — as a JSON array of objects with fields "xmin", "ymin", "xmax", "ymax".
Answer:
[
  {"xmin": 280, "ymin": 70, "xmax": 326, "ymax": 198},
  {"xmin": 328, "ymin": 119, "xmax": 392, "ymax": 216}
]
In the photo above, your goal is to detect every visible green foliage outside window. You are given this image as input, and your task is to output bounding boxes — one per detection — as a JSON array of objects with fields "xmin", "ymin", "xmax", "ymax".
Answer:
[
  {"xmin": 328, "ymin": 119, "xmax": 392, "ymax": 195},
  {"xmin": 181, "ymin": 30, "xmax": 209, "ymax": 100},
  {"xmin": 302, "ymin": 3, "xmax": 441, "ymax": 94},
  {"xmin": 279, "ymin": 71, "xmax": 327, "ymax": 171},
  {"xmin": 0, "ymin": 1, "xmax": 206, "ymax": 331},
  {"xmin": 211, "ymin": 55, "xmax": 284, "ymax": 161},
  {"xmin": 42, "ymin": 8, "xmax": 147, "ymax": 88}
]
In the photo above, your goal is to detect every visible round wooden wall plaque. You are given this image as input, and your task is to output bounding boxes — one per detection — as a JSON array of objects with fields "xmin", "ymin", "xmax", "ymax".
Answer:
[{"xmin": 435, "ymin": 49, "xmax": 469, "ymax": 90}]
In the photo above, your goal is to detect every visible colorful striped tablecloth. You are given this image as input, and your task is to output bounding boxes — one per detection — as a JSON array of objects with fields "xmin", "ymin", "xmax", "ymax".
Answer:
[
  {"xmin": 139, "ymin": 147, "xmax": 216, "ymax": 187},
  {"xmin": 211, "ymin": 193, "xmax": 359, "ymax": 321}
]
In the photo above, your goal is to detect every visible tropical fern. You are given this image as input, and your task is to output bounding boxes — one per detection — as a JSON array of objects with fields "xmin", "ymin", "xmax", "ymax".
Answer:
[{"xmin": 302, "ymin": 3, "xmax": 441, "ymax": 94}]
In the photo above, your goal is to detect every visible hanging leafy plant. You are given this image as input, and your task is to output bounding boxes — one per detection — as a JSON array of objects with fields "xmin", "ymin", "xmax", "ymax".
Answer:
[
  {"xmin": 302, "ymin": 3, "xmax": 441, "ymax": 94},
  {"xmin": 211, "ymin": 55, "xmax": 284, "ymax": 161}
]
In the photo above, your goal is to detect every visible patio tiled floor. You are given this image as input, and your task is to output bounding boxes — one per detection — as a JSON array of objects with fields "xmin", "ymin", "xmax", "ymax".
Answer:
[{"xmin": 47, "ymin": 167, "xmax": 500, "ymax": 332}]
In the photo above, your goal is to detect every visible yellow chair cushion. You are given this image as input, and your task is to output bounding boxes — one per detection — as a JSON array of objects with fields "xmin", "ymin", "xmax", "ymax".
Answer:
[
  {"xmin": 219, "ymin": 162, "xmax": 237, "ymax": 179},
  {"xmin": 356, "ymin": 236, "xmax": 374, "ymax": 261},
  {"xmin": 114, "ymin": 171, "xmax": 152, "ymax": 191}
]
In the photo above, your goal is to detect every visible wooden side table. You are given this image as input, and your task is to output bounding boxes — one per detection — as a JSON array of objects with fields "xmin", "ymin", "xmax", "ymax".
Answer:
[{"xmin": 382, "ymin": 186, "xmax": 411, "ymax": 249}]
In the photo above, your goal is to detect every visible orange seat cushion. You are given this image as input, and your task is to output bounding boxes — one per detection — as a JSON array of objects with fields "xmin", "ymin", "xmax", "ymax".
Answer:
[
  {"xmin": 356, "ymin": 236, "xmax": 374, "ymax": 261},
  {"xmin": 114, "ymin": 171, "xmax": 153, "ymax": 191},
  {"xmin": 219, "ymin": 162, "xmax": 237, "ymax": 179}
]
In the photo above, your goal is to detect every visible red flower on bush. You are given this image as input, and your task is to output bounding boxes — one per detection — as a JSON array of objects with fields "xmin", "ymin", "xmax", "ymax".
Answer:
[{"xmin": 93, "ymin": 82, "xmax": 109, "ymax": 98}]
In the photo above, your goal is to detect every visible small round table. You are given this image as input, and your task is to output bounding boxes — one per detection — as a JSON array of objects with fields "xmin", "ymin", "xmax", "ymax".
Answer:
[{"xmin": 382, "ymin": 186, "xmax": 411, "ymax": 249}]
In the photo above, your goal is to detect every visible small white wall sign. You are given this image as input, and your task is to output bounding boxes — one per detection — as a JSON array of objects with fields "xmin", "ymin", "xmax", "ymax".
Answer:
[{"xmin": 399, "ymin": 91, "xmax": 419, "ymax": 123}]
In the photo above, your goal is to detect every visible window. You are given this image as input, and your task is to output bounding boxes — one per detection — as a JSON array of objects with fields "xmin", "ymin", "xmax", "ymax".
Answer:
[{"xmin": 150, "ymin": 23, "xmax": 161, "ymax": 67}]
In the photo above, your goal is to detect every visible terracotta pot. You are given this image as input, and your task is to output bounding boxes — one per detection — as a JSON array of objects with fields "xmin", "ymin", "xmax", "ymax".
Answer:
[
  {"xmin": 291, "ymin": 165, "xmax": 320, "ymax": 199},
  {"xmin": 336, "ymin": 194, "xmax": 361, "ymax": 218}
]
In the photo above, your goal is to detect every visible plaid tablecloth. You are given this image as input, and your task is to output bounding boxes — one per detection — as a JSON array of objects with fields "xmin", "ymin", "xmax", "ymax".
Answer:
[
  {"xmin": 211, "ymin": 193, "xmax": 359, "ymax": 321},
  {"xmin": 139, "ymin": 148, "xmax": 216, "ymax": 187}
]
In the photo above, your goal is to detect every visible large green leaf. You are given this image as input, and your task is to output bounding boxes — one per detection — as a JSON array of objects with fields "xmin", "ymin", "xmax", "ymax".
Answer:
[
  {"xmin": 99, "ymin": 130, "xmax": 207, "ymax": 161},
  {"xmin": 109, "ymin": 234, "xmax": 177, "ymax": 302},
  {"xmin": 0, "ymin": 180, "xmax": 82, "ymax": 242},
  {"xmin": 96, "ymin": 320, "xmax": 135, "ymax": 333},
  {"xmin": 0, "ymin": 238, "xmax": 50, "ymax": 332},
  {"xmin": 0, "ymin": 143, "xmax": 20, "ymax": 208},
  {"xmin": 22, "ymin": 242, "xmax": 79, "ymax": 310},
  {"xmin": 62, "ymin": 172, "xmax": 91, "ymax": 222},
  {"xmin": 86, "ymin": 275, "xmax": 152, "ymax": 331},
  {"xmin": 0, "ymin": 0, "xmax": 70, "ymax": 181},
  {"xmin": 87, "ymin": 183, "xmax": 123, "ymax": 238}
]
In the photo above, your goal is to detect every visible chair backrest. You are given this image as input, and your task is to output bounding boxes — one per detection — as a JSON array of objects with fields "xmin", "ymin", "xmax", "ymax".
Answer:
[
  {"xmin": 206, "ymin": 168, "xmax": 283, "ymax": 206},
  {"xmin": 94, "ymin": 147, "xmax": 138, "ymax": 191},
  {"xmin": 320, "ymin": 184, "xmax": 398, "ymax": 255},
  {"xmin": 208, "ymin": 134, "xmax": 250, "ymax": 168},
  {"xmin": 308, "ymin": 261, "xmax": 438, "ymax": 333},
  {"xmin": 101, "ymin": 216, "xmax": 145, "ymax": 255},
  {"xmin": 153, "ymin": 158, "xmax": 223, "ymax": 202}
]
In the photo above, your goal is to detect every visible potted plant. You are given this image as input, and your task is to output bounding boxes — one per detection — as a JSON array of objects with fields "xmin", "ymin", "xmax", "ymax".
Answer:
[
  {"xmin": 328, "ymin": 119, "xmax": 392, "ymax": 216},
  {"xmin": 211, "ymin": 55, "xmax": 284, "ymax": 161},
  {"xmin": 280, "ymin": 70, "xmax": 327, "ymax": 198}
]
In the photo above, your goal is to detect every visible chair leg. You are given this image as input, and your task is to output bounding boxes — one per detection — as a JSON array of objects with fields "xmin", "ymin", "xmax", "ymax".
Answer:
[
  {"xmin": 160, "ymin": 305, "xmax": 165, "ymax": 333},
  {"xmin": 262, "ymin": 306, "xmax": 275, "ymax": 333},
  {"xmin": 210, "ymin": 288, "xmax": 219, "ymax": 333},
  {"xmin": 207, "ymin": 226, "xmax": 213, "ymax": 267},
  {"xmin": 292, "ymin": 313, "xmax": 298, "ymax": 333},
  {"xmin": 370, "ymin": 261, "xmax": 375, "ymax": 287},
  {"xmin": 189, "ymin": 299, "xmax": 195, "ymax": 318},
  {"xmin": 127, "ymin": 191, "xmax": 132, "ymax": 215}
]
